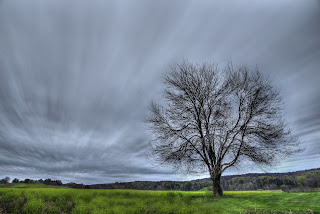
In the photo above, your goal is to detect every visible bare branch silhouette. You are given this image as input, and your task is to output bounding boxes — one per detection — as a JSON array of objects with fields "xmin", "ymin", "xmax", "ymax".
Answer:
[{"xmin": 146, "ymin": 60, "xmax": 300, "ymax": 196}]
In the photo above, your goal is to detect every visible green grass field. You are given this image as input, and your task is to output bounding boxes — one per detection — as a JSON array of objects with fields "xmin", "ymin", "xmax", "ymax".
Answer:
[{"xmin": 0, "ymin": 184, "xmax": 319, "ymax": 213}]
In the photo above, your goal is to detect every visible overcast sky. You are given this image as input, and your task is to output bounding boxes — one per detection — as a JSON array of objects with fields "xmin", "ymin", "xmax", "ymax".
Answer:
[{"xmin": 0, "ymin": 0, "xmax": 319, "ymax": 184}]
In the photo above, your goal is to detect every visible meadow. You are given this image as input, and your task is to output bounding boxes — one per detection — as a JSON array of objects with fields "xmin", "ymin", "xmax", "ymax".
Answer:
[{"xmin": 0, "ymin": 184, "xmax": 319, "ymax": 213}]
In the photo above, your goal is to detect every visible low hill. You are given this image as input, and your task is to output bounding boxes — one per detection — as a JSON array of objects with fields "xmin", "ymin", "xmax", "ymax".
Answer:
[
  {"xmin": 3, "ymin": 168, "xmax": 319, "ymax": 192},
  {"xmin": 88, "ymin": 168, "xmax": 320, "ymax": 192}
]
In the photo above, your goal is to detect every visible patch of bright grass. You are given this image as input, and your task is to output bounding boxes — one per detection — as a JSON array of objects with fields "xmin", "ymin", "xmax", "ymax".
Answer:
[{"xmin": 0, "ymin": 188, "xmax": 318, "ymax": 213}]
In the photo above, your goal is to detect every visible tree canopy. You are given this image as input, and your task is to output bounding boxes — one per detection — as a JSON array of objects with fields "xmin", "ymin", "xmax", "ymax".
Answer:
[{"xmin": 146, "ymin": 60, "xmax": 300, "ymax": 196}]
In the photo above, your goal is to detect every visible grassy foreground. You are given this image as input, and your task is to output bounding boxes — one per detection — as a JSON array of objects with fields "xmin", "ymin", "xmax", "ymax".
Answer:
[{"xmin": 0, "ymin": 186, "xmax": 319, "ymax": 213}]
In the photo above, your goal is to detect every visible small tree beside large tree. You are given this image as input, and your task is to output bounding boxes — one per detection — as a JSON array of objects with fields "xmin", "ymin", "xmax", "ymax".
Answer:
[{"xmin": 146, "ymin": 60, "xmax": 299, "ymax": 196}]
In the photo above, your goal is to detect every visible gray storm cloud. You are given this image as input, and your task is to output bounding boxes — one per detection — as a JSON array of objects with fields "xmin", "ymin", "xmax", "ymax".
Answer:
[{"xmin": 0, "ymin": 0, "xmax": 319, "ymax": 184}]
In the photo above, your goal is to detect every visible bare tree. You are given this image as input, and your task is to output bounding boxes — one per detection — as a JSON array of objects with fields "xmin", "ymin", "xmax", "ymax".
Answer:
[{"xmin": 146, "ymin": 60, "xmax": 299, "ymax": 196}]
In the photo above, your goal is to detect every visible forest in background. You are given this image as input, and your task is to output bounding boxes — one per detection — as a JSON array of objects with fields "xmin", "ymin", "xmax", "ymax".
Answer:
[{"xmin": 1, "ymin": 168, "xmax": 319, "ymax": 192}]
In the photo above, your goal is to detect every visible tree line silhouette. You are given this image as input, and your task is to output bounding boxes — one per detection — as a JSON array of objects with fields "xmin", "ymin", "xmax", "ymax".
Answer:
[{"xmin": 1, "ymin": 168, "xmax": 319, "ymax": 192}]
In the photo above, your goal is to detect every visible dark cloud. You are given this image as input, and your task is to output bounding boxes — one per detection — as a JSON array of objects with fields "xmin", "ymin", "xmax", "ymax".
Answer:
[{"xmin": 0, "ymin": 0, "xmax": 319, "ymax": 183}]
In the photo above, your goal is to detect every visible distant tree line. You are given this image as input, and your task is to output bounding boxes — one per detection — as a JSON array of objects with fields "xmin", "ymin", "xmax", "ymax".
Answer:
[
  {"xmin": 0, "ymin": 177, "xmax": 90, "ymax": 189},
  {"xmin": 91, "ymin": 169, "xmax": 320, "ymax": 192},
  {"xmin": 220, "ymin": 169, "xmax": 320, "ymax": 192},
  {"xmin": 1, "ymin": 169, "xmax": 319, "ymax": 192},
  {"xmin": 0, "ymin": 177, "xmax": 10, "ymax": 184},
  {"xmin": 0, "ymin": 177, "xmax": 63, "ymax": 186},
  {"xmin": 89, "ymin": 180, "xmax": 212, "ymax": 191}
]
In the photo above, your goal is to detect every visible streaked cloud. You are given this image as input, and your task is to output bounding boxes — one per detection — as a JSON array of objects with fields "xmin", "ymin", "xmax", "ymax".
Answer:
[{"xmin": 0, "ymin": 0, "xmax": 319, "ymax": 183}]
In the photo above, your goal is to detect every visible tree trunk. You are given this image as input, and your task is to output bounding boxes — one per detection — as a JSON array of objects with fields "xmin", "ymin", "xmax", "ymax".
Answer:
[{"xmin": 211, "ymin": 173, "xmax": 223, "ymax": 196}]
